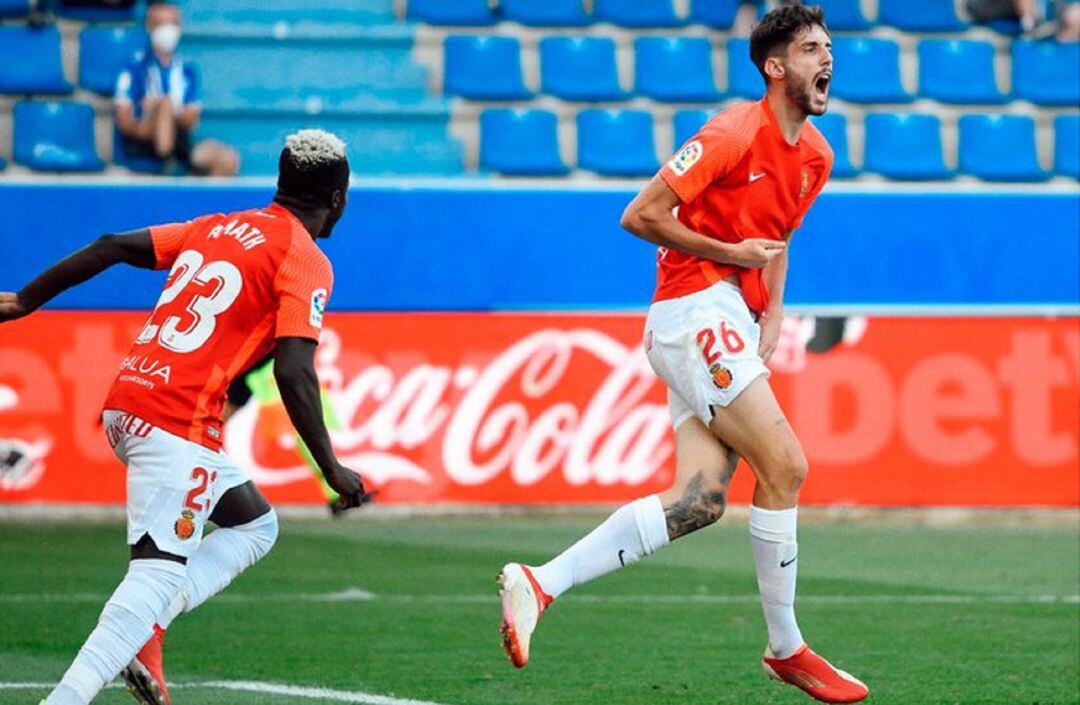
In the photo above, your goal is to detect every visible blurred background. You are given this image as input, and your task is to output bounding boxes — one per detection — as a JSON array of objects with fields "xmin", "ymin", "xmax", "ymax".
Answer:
[{"xmin": 0, "ymin": 2, "xmax": 1077, "ymax": 704}]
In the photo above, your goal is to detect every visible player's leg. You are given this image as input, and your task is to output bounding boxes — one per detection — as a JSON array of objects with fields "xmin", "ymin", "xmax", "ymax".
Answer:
[{"xmin": 709, "ymin": 377, "xmax": 868, "ymax": 703}]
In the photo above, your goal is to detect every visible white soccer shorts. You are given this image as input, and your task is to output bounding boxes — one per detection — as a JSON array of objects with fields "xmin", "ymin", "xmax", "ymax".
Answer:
[
  {"xmin": 103, "ymin": 409, "xmax": 251, "ymax": 558},
  {"xmin": 644, "ymin": 280, "xmax": 771, "ymax": 429}
]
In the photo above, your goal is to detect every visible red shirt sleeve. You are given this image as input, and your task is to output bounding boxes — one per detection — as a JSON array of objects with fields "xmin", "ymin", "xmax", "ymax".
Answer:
[
  {"xmin": 274, "ymin": 232, "xmax": 333, "ymax": 341},
  {"xmin": 660, "ymin": 122, "xmax": 753, "ymax": 204}
]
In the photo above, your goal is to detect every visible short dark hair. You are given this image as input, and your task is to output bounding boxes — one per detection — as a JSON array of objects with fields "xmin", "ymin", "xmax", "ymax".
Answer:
[
  {"xmin": 749, "ymin": 4, "xmax": 829, "ymax": 84},
  {"xmin": 276, "ymin": 130, "xmax": 350, "ymax": 204}
]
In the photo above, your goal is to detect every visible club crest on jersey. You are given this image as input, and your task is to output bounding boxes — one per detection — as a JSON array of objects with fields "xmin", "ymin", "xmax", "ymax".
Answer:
[
  {"xmin": 174, "ymin": 510, "xmax": 196, "ymax": 540},
  {"xmin": 709, "ymin": 362, "xmax": 733, "ymax": 390},
  {"xmin": 669, "ymin": 140, "xmax": 703, "ymax": 176},
  {"xmin": 310, "ymin": 288, "xmax": 328, "ymax": 329}
]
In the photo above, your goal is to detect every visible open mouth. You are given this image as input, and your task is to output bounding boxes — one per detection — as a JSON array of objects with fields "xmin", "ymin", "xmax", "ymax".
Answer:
[{"xmin": 814, "ymin": 73, "xmax": 832, "ymax": 98}]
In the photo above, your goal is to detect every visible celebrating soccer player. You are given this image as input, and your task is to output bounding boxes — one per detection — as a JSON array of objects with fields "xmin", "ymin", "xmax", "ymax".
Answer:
[
  {"xmin": 0, "ymin": 130, "xmax": 370, "ymax": 705},
  {"xmin": 498, "ymin": 6, "xmax": 869, "ymax": 703}
]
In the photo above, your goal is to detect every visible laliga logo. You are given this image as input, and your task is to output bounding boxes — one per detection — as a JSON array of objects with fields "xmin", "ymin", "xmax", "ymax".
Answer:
[
  {"xmin": 226, "ymin": 327, "xmax": 672, "ymax": 489},
  {"xmin": 0, "ymin": 384, "xmax": 53, "ymax": 491}
]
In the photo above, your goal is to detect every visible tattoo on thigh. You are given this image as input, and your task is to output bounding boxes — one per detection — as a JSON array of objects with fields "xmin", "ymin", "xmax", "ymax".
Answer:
[{"xmin": 664, "ymin": 471, "xmax": 728, "ymax": 541}]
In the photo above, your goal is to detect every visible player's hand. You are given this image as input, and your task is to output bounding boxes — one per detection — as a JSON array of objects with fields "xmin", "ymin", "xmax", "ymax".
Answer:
[
  {"xmin": 0, "ymin": 292, "xmax": 32, "ymax": 323},
  {"xmin": 325, "ymin": 464, "xmax": 373, "ymax": 510},
  {"xmin": 727, "ymin": 239, "xmax": 786, "ymax": 269},
  {"xmin": 758, "ymin": 310, "xmax": 783, "ymax": 364}
]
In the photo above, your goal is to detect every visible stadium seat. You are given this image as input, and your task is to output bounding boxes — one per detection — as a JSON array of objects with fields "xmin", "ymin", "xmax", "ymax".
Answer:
[
  {"xmin": 804, "ymin": 0, "xmax": 870, "ymax": 31},
  {"xmin": 0, "ymin": 0, "xmax": 29, "ymax": 18},
  {"xmin": 1012, "ymin": 40, "xmax": 1080, "ymax": 107},
  {"xmin": 878, "ymin": 0, "xmax": 966, "ymax": 31},
  {"xmin": 688, "ymin": 0, "xmax": 742, "ymax": 29},
  {"xmin": 480, "ymin": 109, "xmax": 568, "ymax": 176},
  {"xmin": 0, "ymin": 156, "xmax": 6, "ymax": 170},
  {"xmin": 0, "ymin": 27, "xmax": 72, "ymax": 95},
  {"xmin": 1054, "ymin": 114, "xmax": 1079, "ymax": 179},
  {"xmin": 830, "ymin": 38, "xmax": 911, "ymax": 104},
  {"xmin": 79, "ymin": 27, "xmax": 149, "ymax": 97},
  {"xmin": 577, "ymin": 109, "xmax": 659, "ymax": 176},
  {"xmin": 593, "ymin": 0, "xmax": 683, "ymax": 28},
  {"xmin": 634, "ymin": 37, "xmax": 721, "ymax": 102},
  {"xmin": 56, "ymin": 0, "xmax": 134, "ymax": 22},
  {"xmin": 444, "ymin": 36, "xmax": 532, "ymax": 100},
  {"xmin": 540, "ymin": 37, "xmax": 625, "ymax": 102},
  {"xmin": 673, "ymin": 109, "xmax": 715, "ymax": 149},
  {"xmin": 959, "ymin": 114, "xmax": 1047, "ymax": 182},
  {"xmin": 918, "ymin": 40, "xmax": 1004, "ymax": 104},
  {"xmin": 863, "ymin": 113, "xmax": 950, "ymax": 181},
  {"xmin": 406, "ymin": 0, "xmax": 495, "ymax": 25},
  {"xmin": 726, "ymin": 37, "xmax": 763, "ymax": 100},
  {"xmin": 809, "ymin": 113, "xmax": 856, "ymax": 178},
  {"xmin": 501, "ymin": 0, "xmax": 591, "ymax": 26},
  {"xmin": 13, "ymin": 101, "xmax": 104, "ymax": 173}
]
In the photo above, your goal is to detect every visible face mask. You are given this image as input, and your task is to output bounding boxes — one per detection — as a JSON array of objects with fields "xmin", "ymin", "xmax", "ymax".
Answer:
[{"xmin": 151, "ymin": 24, "xmax": 181, "ymax": 54}]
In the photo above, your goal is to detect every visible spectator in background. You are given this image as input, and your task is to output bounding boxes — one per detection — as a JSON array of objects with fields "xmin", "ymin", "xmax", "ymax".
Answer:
[
  {"xmin": 115, "ymin": 2, "xmax": 239, "ymax": 176},
  {"xmin": 967, "ymin": 0, "xmax": 1080, "ymax": 39}
]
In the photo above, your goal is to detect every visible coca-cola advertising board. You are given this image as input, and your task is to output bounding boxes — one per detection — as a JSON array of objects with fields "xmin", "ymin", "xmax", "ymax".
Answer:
[{"xmin": 0, "ymin": 312, "xmax": 1076, "ymax": 507}]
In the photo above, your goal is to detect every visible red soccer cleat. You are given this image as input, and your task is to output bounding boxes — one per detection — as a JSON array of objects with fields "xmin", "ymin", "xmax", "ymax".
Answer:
[
  {"xmin": 762, "ymin": 644, "xmax": 869, "ymax": 703},
  {"xmin": 121, "ymin": 624, "xmax": 171, "ymax": 705},
  {"xmin": 498, "ymin": 563, "xmax": 553, "ymax": 668}
]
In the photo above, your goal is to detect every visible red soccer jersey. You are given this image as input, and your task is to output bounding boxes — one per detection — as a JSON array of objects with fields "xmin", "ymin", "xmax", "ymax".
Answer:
[
  {"xmin": 103, "ymin": 203, "xmax": 333, "ymax": 451},
  {"xmin": 656, "ymin": 98, "xmax": 833, "ymax": 316}
]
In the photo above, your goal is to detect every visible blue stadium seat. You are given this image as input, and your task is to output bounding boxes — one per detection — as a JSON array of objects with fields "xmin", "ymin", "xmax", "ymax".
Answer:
[
  {"xmin": 959, "ymin": 114, "xmax": 1047, "ymax": 182},
  {"xmin": 501, "ymin": 0, "xmax": 591, "ymax": 26},
  {"xmin": 540, "ymin": 37, "xmax": 625, "ymax": 102},
  {"xmin": 1012, "ymin": 40, "xmax": 1080, "ymax": 107},
  {"xmin": 878, "ymin": 0, "xmax": 966, "ymax": 31},
  {"xmin": 56, "ymin": 0, "xmax": 134, "ymax": 22},
  {"xmin": 0, "ymin": 27, "xmax": 72, "ymax": 95},
  {"xmin": 1054, "ymin": 114, "xmax": 1079, "ymax": 179},
  {"xmin": 407, "ymin": 0, "xmax": 495, "ymax": 25},
  {"xmin": 593, "ymin": 0, "xmax": 683, "ymax": 27},
  {"xmin": 444, "ymin": 36, "xmax": 532, "ymax": 100},
  {"xmin": 863, "ymin": 113, "xmax": 950, "ymax": 181},
  {"xmin": 805, "ymin": 0, "xmax": 870, "ymax": 31},
  {"xmin": 689, "ymin": 0, "xmax": 742, "ymax": 28},
  {"xmin": 673, "ymin": 109, "xmax": 715, "ymax": 149},
  {"xmin": 79, "ymin": 27, "xmax": 148, "ymax": 97},
  {"xmin": 480, "ymin": 109, "xmax": 568, "ymax": 176},
  {"xmin": 918, "ymin": 40, "xmax": 1004, "ymax": 104},
  {"xmin": 13, "ymin": 101, "xmax": 104, "ymax": 173},
  {"xmin": 0, "ymin": 0, "xmax": 30, "ymax": 18},
  {"xmin": 635, "ymin": 37, "xmax": 721, "ymax": 102},
  {"xmin": 809, "ymin": 113, "xmax": 856, "ymax": 178},
  {"xmin": 577, "ymin": 109, "xmax": 659, "ymax": 176},
  {"xmin": 830, "ymin": 38, "xmax": 910, "ymax": 103},
  {"xmin": 0, "ymin": 156, "xmax": 5, "ymax": 170},
  {"xmin": 727, "ymin": 37, "xmax": 763, "ymax": 99}
]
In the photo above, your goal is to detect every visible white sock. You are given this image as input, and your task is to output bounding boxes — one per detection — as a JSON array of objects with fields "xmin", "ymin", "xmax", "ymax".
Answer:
[
  {"xmin": 46, "ymin": 559, "xmax": 186, "ymax": 704},
  {"xmin": 749, "ymin": 505, "xmax": 803, "ymax": 659},
  {"xmin": 532, "ymin": 495, "xmax": 670, "ymax": 599},
  {"xmin": 159, "ymin": 510, "xmax": 278, "ymax": 630}
]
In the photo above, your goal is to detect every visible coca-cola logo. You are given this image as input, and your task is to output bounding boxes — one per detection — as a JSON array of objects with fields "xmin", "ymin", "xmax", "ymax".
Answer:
[{"xmin": 225, "ymin": 327, "xmax": 674, "ymax": 492}]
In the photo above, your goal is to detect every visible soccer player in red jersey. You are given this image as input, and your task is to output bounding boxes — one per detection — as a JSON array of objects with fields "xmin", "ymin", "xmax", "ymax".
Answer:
[
  {"xmin": 499, "ymin": 7, "xmax": 869, "ymax": 703},
  {"xmin": 0, "ymin": 130, "xmax": 370, "ymax": 705}
]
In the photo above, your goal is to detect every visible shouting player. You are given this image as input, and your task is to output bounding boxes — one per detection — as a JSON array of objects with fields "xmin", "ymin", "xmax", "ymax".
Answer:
[
  {"xmin": 0, "ymin": 130, "xmax": 369, "ymax": 705},
  {"xmin": 498, "ymin": 7, "xmax": 868, "ymax": 704}
]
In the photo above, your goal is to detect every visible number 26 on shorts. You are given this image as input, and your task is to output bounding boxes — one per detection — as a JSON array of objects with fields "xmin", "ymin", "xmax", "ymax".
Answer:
[{"xmin": 695, "ymin": 321, "xmax": 745, "ymax": 364}]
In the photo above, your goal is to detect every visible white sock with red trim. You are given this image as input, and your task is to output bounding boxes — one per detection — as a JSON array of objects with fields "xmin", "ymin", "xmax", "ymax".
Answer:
[
  {"xmin": 531, "ymin": 495, "xmax": 669, "ymax": 600},
  {"xmin": 45, "ymin": 559, "xmax": 186, "ymax": 704},
  {"xmin": 749, "ymin": 505, "xmax": 804, "ymax": 659},
  {"xmin": 158, "ymin": 510, "xmax": 279, "ymax": 630}
]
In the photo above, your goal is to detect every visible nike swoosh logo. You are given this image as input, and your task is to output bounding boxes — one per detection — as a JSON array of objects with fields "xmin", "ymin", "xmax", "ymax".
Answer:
[
  {"xmin": 749, "ymin": 172, "xmax": 767, "ymax": 183},
  {"xmin": 618, "ymin": 549, "xmax": 627, "ymax": 567},
  {"xmin": 780, "ymin": 555, "xmax": 798, "ymax": 568}
]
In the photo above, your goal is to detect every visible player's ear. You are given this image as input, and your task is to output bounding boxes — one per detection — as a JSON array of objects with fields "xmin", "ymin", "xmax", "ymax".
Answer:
[
  {"xmin": 764, "ymin": 55, "xmax": 786, "ymax": 82},
  {"xmin": 330, "ymin": 189, "xmax": 345, "ymax": 211}
]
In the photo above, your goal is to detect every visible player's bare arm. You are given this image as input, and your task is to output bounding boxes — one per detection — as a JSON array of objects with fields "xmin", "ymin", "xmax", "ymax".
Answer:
[
  {"xmin": 758, "ymin": 238, "xmax": 791, "ymax": 364},
  {"xmin": 274, "ymin": 337, "xmax": 370, "ymax": 509},
  {"xmin": 620, "ymin": 175, "xmax": 785, "ymax": 269},
  {"xmin": 0, "ymin": 229, "xmax": 155, "ymax": 323}
]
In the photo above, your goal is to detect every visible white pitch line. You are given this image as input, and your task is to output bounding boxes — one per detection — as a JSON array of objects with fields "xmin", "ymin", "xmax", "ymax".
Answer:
[
  {"xmin": 0, "ymin": 591, "xmax": 1076, "ymax": 605},
  {"xmin": 0, "ymin": 680, "xmax": 451, "ymax": 705}
]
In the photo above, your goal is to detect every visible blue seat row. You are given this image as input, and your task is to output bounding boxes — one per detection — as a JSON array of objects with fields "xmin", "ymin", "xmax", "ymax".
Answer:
[
  {"xmin": 478, "ymin": 108, "xmax": 1080, "ymax": 182},
  {"xmin": 409, "ymin": 0, "xmax": 970, "ymax": 31},
  {"xmin": 445, "ymin": 35, "xmax": 1080, "ymax": 107},
  {"xmin": 10, "ymin": 100, "xmax": 104, "ymax": 172}
]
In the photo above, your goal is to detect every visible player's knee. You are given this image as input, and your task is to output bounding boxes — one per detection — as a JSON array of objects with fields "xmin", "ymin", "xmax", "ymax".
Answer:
[
  {"xmin": 758, "ymin": 446, "xmax": 808, "ymax": 498},
  {"xmin": 239, "ymin": 509, "xmax": 278, "ymax": 559}
]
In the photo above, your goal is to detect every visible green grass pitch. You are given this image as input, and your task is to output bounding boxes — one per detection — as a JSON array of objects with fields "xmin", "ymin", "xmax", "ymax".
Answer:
[{"xmin": 1, "ymin": 515, "xmax": 1077, "ymax": 704}]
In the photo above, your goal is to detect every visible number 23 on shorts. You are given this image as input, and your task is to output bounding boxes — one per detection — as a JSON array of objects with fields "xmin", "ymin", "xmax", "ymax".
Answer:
[{"xmin": 184, "ymin": 466, "xmax": 217, "ymax": 513}]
